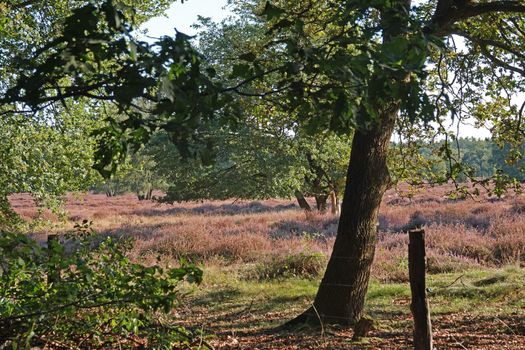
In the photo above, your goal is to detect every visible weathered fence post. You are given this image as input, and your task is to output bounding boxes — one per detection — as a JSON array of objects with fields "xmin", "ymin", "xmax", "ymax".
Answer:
[
  {"xmin": 47, "ymin": 234, "xmax": 60, "ymax": 284},
  {"xmin": 408, "ymin": 229, "xmax": 433, "ymax": 350}
]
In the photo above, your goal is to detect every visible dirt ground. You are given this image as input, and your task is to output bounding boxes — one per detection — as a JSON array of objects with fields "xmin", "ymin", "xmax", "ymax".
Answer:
[{"xmin": 199, "ymin": 311, "xmax": 525, "ymax": 349}]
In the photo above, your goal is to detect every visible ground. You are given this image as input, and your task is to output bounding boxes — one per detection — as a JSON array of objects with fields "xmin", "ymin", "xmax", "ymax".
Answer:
[
  {"xmin": 179, "ymin": 269, "xmax": 525, "ymax": 349},
  {"xmin": 9, "ymin": 185, "xmax": 525, "ymax": 349}
]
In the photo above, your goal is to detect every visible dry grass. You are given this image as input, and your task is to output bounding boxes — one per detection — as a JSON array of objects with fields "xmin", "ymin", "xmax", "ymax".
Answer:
[
  {"xmin": 9, "ymin": 185, "xmax": 525, "ymax": 282},
  {"xmin": 8, "ymin": 186, "xmax": 525, "ymax": 349}
]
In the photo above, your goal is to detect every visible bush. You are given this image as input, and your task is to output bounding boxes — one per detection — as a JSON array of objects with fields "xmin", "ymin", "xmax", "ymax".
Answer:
[
  {"xmin": 0, "ymin": 226, "xmax": 206, "ymax": 349},
  {"xmin": 244, "ymin": 251, "xmax": 326, "ymax": 280}
]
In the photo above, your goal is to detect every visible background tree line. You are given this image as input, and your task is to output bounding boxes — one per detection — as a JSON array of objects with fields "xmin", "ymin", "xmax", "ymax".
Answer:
[{"xmin": 94, "ymin": 135, "xmax": 525, "ymax": 204}]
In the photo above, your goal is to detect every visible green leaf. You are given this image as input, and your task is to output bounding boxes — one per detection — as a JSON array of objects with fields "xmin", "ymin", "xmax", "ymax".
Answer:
[
  {"xmin": 238, "ymin": 52, "xmax": 257, "ymax": 62},
  {"xmin": 380, "ymin": 36, "xmax": 409, "ymax": 67},
  {"xmin": 230, "ymin": 63, "xmax": 251, "ymax": 79},
  {"xmin": 262, "ymin": 2, "xmax": 285, "ymax": 21}
]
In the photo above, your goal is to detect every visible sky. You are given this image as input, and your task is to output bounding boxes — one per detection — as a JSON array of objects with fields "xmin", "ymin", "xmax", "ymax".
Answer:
[
  {"xmin": 141, "ymin": 1, "xmax": 493, "ymax": 139},
  {"xmin": 141, "ymin": 0, "xmax": 231, "ymax": 38}
]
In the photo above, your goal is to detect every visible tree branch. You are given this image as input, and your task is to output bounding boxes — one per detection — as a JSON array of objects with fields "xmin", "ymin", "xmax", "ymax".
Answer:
[
  {"xmin": 462, "ymin": 1, "xmax": 525, "ymax": 18},
  {"xmin": 431, "ymin": 0, "xmax": 525, "ymax": 36},
  {"xmin": 453, "ymin": 30, "xmax": 525, "ymax": 75},
  {"xmin": 220, "ymin": 66, "xmax": 283, "ymax": 94}
]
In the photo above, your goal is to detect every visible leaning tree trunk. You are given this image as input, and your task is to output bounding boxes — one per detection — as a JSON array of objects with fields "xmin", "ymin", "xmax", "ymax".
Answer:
[
  {"xmin": 294, "ymin": 189, "xmax": 312, "ymax": 211},
  {"xmin": 281, "ymin": 105, "xmax": 399, "ymax": 328}
]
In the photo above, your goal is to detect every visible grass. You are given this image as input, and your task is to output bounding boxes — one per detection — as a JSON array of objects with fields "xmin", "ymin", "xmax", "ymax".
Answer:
[
  {"xmin": 177, "ymin": 265, "xmax": 525, "ymax": 348},
  {"xmin": 196, "ymin": 266, "xmax": 525, "ymax": 318},
  {"xmin": 190, "ymin": 265, "xmax": 525, "ymax": 324},
  {"xmin": 8, "ymin": 186, "xmax": 525, "ymax": 348},
  {"xmin": 370, "ymin": 266, "xmax": 525, "ymax": 316}
]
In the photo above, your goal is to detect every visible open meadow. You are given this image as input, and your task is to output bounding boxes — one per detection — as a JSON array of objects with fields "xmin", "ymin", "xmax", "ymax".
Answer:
[{"xmin": 10, "ymin": 186, "xmax": 525, "ymax": 349}]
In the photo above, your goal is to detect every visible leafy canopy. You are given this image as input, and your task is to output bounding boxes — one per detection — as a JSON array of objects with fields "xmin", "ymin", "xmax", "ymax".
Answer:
[{"xmin": 4, "ymin": 0, "xmax": 525, "ymax": 196}]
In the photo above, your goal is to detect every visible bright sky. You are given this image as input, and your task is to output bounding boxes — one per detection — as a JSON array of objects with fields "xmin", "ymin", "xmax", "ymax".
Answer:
[
  {"xmin": 141, "ymin": 0, "xmax": 495, "ymax": 139},
  {"xmin": 141, "ymin": 0, "xmax": 231, "ymax": 38}
]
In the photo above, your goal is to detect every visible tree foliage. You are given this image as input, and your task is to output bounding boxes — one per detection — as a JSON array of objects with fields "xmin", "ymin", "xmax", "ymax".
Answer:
[
  {"xmin": 92, "ymin": 150, "xmax": 167, "ymax": 199},
  {"xmin": 1, "ymin": 0, "xmax": 227, "ymax": 177},
  {"xmin": 4, "ymin": 0, "xmax": 525, "ymax": 327},
  {"xmin": 0, "ymin": 0, "xmax": 186, "ymax": 228},
  {"xmin": 0, "ymin": 225, "xmax": 204, "ymax": 348},
  {"xmin": 143, "ymin": 128, "xmax": 350, "ymax": 205}
]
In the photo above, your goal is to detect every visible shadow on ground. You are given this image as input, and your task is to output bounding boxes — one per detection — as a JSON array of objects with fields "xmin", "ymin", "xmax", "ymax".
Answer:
[{"xmin": 133, "ymin": 201, "xmax": 299, "ymax": 217}]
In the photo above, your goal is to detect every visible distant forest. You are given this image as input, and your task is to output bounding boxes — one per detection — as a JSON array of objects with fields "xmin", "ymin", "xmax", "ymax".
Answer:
[
  {"xmin": 94, "ymin": 135, "xmax": 525, "ymax": 201},
  {"xmin": 420, "ymin": 137, "xmax": 525, "ymax": 180}
]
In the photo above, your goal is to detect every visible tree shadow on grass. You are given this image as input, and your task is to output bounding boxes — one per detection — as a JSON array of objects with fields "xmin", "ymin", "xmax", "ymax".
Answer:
[
  {"xmin": 186, "ymin": 282, "xmax": 524, "ymax": 348},
  {"xmin": 190, "ymin": 287, "xmax": 243, "ymax": 308}
]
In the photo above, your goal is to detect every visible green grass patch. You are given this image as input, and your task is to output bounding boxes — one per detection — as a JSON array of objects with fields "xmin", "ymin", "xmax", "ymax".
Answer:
[
  {"xmin": 242, "ymin": 251, "xmax": 327, "ymax": 281},
  {"xmin": 187, "ymin": 265, "xmax": 525, "ymax": 332},
  {"xmin": 366, "ymin": 266, "xmax": 525, "ymax": 317}
]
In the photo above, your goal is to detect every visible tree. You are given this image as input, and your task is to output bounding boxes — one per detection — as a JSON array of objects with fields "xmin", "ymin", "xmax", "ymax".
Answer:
[
  {"xmin": 148, "ymin": 128, "xmax": 306, "ymax": 201},
  {"xmin": 0, "ymin": 101, "xmax": 103, "ymax": 229},
  {"xmin": 5, "ymin": 0, "xmax": 525, "ymax": 327},
  {"xmin": 0, "ymin": 0, "xmax": 224, "ymax": 175},
  {"xmin": 237, "ymin": 0, "xmax": 525, "ymax": 325},
  {"xmin": 296, "ymin": 133, "xmax": 350, "ymax": 213},
  {"xmin": 0, "ymin": 0, "xmax": 181, "ymax": 228},
  {"xmin": 144, "ymin": 128, "xmax": 350, "ymax": 211},
  {"xmin": 125, "ymin": 11, "xmax": 351, "ymax": 210},
  {"xmin": 92, "ymin": 150, "xmax": 167, "ymax": 199}
]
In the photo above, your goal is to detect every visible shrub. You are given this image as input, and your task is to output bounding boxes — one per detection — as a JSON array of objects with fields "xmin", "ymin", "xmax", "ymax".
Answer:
[
  {"xmin": 426, "ymin": 250, "xmax": 481, "ymax": 274},
  {"xmin": 510, "ymin": 199, "xmax": 525, "ymax": 214},
  {"xmin": 270, "ymin": 217, "xmax": 336, "ymax": 239},
  {"xmin": 491, "ymin": 218, "xmax": 525, "ymax": 264},
  {"xmin": 404, "ymin": 210, "xmax": 428, "ymax": 230},
  {"xmin": 0, "ymin": 227, "xmax": 206, "ymax": 349},
  {"xmin": 426, "ymin": 224, "xmax": 495, "ymax": 263},
  {"xmin": 372, "ymin": 248, "xmax": 409, "ymax": 283},
  {"xmin": 464, "ymin": 214, "xmax": 491, "ymax": 231},
  {"xmin": 244, "ymin": 251, "xmax": 327, "ymax": 280}
]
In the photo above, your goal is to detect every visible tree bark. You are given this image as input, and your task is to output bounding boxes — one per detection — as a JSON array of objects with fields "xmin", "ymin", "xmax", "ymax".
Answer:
[
  {"xmin": 279, "ymin": 0, "xmax": 411, "ymax": 329},
  {"xmin": 315, "ymin": 193, "xmax": 329, "ymax": 212},
  {"xmin": 281, "ymin": 104, "xmax": 398, "ymax": 330},
  {"xmin": 310, "ymin": 104, "xmax": 398, "ymax": 325},
  {"xmin": 294, "ymin": 189, "xmax": 312, "ymax": 211}
]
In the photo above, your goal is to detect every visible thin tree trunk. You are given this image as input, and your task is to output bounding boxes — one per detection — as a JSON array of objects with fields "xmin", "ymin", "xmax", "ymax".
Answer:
[
  {"xmin": 294, "ymin": 190, "xmax": 312, "ymax": 211},
  {"xmin": 315, "ymin": 193, "xmax": 329, "ymax": 212},
  {"xmin": 329, "ymin": 191, "xmax": 338, "ymax": 215}
]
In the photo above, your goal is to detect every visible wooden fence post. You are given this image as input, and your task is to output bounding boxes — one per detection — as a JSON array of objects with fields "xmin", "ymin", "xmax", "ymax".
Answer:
[
  {"xmin": 47, "ymin": 234, "xmax": 60, "ymax": 284},
  {"xmin": 408, "ymin": 229, "xmax": 433, "ymax": 350}
]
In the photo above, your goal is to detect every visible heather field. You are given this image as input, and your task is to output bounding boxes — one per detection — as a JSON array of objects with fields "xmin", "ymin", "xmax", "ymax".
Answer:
[{"xmin": 9, "ymin": 186, "xmax": 525, "ymax": 349}]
